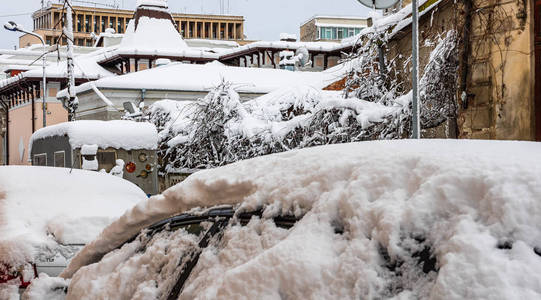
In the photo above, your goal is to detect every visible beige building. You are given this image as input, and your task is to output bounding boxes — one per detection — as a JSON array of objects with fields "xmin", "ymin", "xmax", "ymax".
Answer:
[
  {"xmin": 300, "ymin": 16, "xmax": 372, "ymax": 42},
  {"xmin": 21, "ymin": 3, "xmax": 245, "ymax": 48}
]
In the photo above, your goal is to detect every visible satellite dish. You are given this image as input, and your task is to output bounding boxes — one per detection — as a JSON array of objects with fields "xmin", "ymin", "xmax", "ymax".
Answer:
[
  {"xmin": 123, "ymin": 102, "xmax": 138, "ymax": 114},
  {"xmin": 356, "ymin": 0, "xmax": 399, "ymax": 9}
]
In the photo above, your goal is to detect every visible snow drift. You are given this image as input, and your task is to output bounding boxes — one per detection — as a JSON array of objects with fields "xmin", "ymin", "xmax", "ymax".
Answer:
[
  {"xmin": 64, "ymin": 140, "xmax": 541, "ymax": 299},
  {"xmin": 0, "ymin": 166, "xmax": 148, "ymax": 268}
]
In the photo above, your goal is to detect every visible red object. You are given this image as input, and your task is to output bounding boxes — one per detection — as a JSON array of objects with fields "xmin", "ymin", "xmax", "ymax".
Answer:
[
  {"xmin": 125, "ymin": 162, "xmax": 136, "ymax": 173},
  {"xmin": 9, "ymin": 69, "xmax": 24, "ymax": 77},
  {"xmin": 0, "ymin": 263, "xmax": 37, "ymax": 288}
]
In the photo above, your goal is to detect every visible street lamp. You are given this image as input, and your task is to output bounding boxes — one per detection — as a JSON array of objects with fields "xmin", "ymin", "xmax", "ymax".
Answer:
[{"xmin": 4, "ymin": 21, "xmax": 47, "ymax": 128}]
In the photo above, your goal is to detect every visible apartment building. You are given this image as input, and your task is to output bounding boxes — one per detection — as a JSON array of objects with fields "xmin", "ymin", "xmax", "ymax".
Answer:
[
  {"xmin": 21, "ymin": 2, "xmax": 245, "ymax": 48},
  {"xmin": 300, "ymin": 16, "xmax": 372, "ymax": 42}
]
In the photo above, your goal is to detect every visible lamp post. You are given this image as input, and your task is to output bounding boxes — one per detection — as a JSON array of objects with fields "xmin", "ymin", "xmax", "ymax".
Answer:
[
  {"xmin": 4, "ymin": 21, "xmax": 47, "ymax": 128},
  {"xmin": 354, "ymin": 0, "xmax": 420, "ymax": 139}
]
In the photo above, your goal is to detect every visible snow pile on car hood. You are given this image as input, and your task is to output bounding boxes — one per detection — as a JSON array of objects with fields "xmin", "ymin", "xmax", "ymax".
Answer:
[
  {"xmin": 62, "ymin": 140, "xmax": 541, "ymax": 299},
  {"xmin": 0, "ymin": 167, "xmax": 147, "ymax": 267}
]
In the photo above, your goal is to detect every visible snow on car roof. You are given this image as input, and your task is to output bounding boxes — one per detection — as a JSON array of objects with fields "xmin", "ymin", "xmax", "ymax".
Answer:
[
  {"xmin": 62, "ymin": 139, "xmax": 541, "ymax": 299},
  {"xmin": 0, "ymin": 166, "xmax": 147, "ymax": 267},
  {"xmin": 29, "ymin": 120, "xmax": 158, "ymax": 151}
]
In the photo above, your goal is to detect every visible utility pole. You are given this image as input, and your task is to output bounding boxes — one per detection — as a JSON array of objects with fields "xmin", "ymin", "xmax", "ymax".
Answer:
[
  {"xmin": 411, "ymin": 0, "xmax": 420, "ymax": 138},
  {"xmin": 64, "ymin": 0, "xmax": 78, "ymax": 121}
]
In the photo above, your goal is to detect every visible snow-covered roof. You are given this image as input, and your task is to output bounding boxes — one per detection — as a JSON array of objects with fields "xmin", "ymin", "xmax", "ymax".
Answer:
[
  {"xmin": 62, "ymin": 139, "xmax": 541, "ymax": 299},
  {"xmin": 29, "ymin": 120, "xmax": 158, "ymax": 151},
  {"xmin": 136, "ymin": 0, "xmax": 167, "ymax": 7},
  {"xmin": 301, "ymin": 15, "xmax": 372, "ymax": 27},
  {"xmin": 0, "ymin": 166, "xmax": 147, "ymax": 266},
  {"xmin": 119, "ymin": 17, "xmax": 188, "ymax": 53},
  {"xmin": 220, "ymin": 40, "xmax": 341, "ymax": 58},
  {"xmin": 59, "ymin": 61, "xmax": 349, "ymax": 97},
  {"xmin": 0, "ymin": 47, "xmax": 115, "ymax": 90},
  {"xmin": 280, "ymin": 33, "xmax": 298, "ymax": 41}
]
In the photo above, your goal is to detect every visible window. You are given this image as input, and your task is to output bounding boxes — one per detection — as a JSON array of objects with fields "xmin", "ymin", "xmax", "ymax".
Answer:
[
  {"xmin": 33, "ymin": 154, "xmax": 47, "ymax": 166},
  {"xmin": 85, "ymin": 15, "xmax": 91, "ymax": 32},
  {"xmin": 94, "ymin": 16, "xmax": 100, "ymax": 33},
  {"xmin": 101, "ymin": 17, "xmax": 106, "ymax": 32},
  {"xmin": 110, "ymin": 17, "xmax": 115, "ymax": 31},
  {"xmin": 77, "ymin": 14, "xmax": 82, "ymax": 32},
  {"xmin": 54, "ymin": 151, "xmax": 65, "ymax": 168},
  {"xmin": 118, "ymin": 18, "xmax": 124, "ymax": 34},
  {"xmin": 337, "ymin": 28, "xmax": 344, "ymax": 39},
  {"xmin": 355, "ymin": 28, "xmax": 361, "ymax": 35},
  {"xmin": 348, "ymin": 28, "xmax": 355, "ymax": 37},
  {"xmin": 97, "ymin": 151, "xmax": 116, "ymax": 172}
]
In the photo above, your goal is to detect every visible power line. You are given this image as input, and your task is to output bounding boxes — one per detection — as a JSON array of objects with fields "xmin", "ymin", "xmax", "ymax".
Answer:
[{"xmin": 0, "ymin": 13, "xmax": 33, "ymax": 18}]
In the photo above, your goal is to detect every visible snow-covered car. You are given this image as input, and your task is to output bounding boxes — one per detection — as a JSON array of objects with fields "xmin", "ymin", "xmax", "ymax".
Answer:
[
  {"xmin": 36, "ymin": 140, "xmax": 541, "ymax": 299},
  {"xmin": 0, "ymin": 166, "xmax": 148, "ymax": 295}
]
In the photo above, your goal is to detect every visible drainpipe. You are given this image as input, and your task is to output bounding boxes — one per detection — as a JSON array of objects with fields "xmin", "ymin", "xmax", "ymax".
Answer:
[
  {"xmin": 460, "ymin": 0, "xmax": 472, "ymax": 109},
  {"xmin": 0, "ymin": 95, "xmax": 9, "ymax": 165}
]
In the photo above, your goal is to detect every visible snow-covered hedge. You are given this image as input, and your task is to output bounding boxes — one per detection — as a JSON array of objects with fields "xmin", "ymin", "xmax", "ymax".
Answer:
[{"xmin": 148, "ymin": 31, "xmax": 457, "ymax": 172}]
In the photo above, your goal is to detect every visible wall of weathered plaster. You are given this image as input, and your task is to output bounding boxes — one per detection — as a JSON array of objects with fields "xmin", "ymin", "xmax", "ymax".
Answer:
[
  {"xmin": 384, "ymin": 0, "xmax": 535, "ymax": 140},
  {"xmin": 8, "ymin": 102, "xmax": 67, "ymax": 165},
  {"xmin": 460, "ymin": 0, "xmax": 534, "ymax": 140}
]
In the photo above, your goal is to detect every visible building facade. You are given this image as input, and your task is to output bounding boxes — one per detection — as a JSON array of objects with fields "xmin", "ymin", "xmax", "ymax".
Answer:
[
  {"xmin": 300, "ymin": 16, "xmax": 372, "ymax": 42},
  {"xmin": 21, "ymin": 2, "xmax": 245, "ymax": 48}
]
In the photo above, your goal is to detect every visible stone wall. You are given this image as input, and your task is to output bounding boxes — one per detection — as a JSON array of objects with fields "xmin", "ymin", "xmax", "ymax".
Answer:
[{"xmin": 300, "ymin": 19, "xmax": 318, "ymax": 42}]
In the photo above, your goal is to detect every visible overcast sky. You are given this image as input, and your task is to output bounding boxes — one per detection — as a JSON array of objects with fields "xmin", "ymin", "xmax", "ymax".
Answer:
[{"xmin": 0, "ymin": 0, "xmax": 372, "ymax": 49}]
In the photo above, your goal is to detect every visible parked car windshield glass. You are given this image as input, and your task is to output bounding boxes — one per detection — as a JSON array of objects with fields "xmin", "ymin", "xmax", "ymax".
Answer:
[{"xmin": 66, "ymin": 221, "xmax": 210, "ymax": 299}]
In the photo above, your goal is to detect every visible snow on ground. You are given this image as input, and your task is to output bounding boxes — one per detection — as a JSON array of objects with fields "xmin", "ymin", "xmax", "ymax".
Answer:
[
  {"xmin": 21, "ymin": 274, "xmax": 69, "ymax": 300},
  {"xmin": 63, "ymin": 140, "xmax": 541, "ymax": 299},
  {"xmin": 0, "ymin": 283, "xmax": 19, "ymax": 300},
  {"xmin": 0, "ymin": 166, "xmax": 148, "ymax": 269},
  {"xmin": 29, "ymin": 120, "xmax": 158, "ymax": 153}
]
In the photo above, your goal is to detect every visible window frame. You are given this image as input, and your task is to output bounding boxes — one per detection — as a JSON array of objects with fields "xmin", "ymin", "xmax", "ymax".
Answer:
[
  {"xmin": 96, "ymin": 150, "xmax": 117, "ymax": 172},
  {"xmin": 54, "ymin": 151, "xmax": 66, "ymax": 168},
  {"xmin": 33, "ymin": 153, "xmax": 47, "ymax": 166}
]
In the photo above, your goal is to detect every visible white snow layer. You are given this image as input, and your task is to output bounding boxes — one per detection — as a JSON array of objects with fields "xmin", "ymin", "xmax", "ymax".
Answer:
[
  {"xmin": 63, "ymin": 140, "xmax": 541, "ymax": 299},
  {"xmin": 136, "ymin": 0, "xmax": 168, "ymax": 7},
  {"xmin": 66, "ymin": 58, "xmax": 354, "ymax": 96},
  {"xmin": 21, "ymin": 274, "xmax": 69, "ymax": 300},
  {"xmin": 29, "ymin": 120, "xmax": 158, "ymax": 151},
  {"xmin": 119, "ymin": 16, "xmax": 188, "ymax": 53},
  {"xmin": 0, "ymin": 166, "xmax": 148, "ymax": 267}
]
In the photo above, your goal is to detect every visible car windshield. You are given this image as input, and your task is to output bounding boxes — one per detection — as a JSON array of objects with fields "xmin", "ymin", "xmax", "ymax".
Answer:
[
  {"xmin": 65, "ymin": 217, "xmax": 213, "ymax": 299},
  {"xmin": 66, "ymin": 208, "xmax": 301, "ymax": 299}
]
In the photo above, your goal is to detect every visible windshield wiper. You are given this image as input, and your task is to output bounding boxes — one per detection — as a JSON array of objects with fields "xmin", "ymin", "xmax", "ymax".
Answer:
[{"xmin": 167, "ymin": 217, "xmax": 229, "ymax": 300}]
